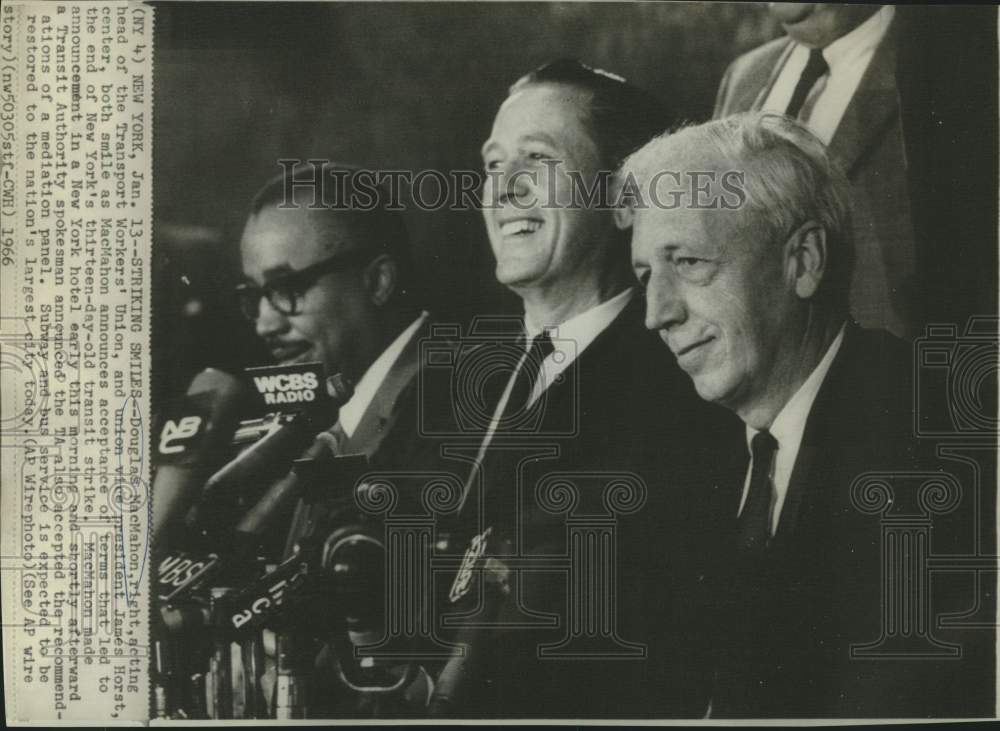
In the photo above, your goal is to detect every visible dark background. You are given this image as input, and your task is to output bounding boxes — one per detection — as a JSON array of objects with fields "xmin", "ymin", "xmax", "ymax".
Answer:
[{"xmin": 151, "ymin": 2, "xmax": 997, "ymax": 407}]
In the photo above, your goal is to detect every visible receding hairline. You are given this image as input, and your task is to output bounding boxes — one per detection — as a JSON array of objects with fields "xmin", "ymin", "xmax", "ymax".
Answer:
[
  {"xmin": 506, "ymin": 78, "xmax": 595, "ymax": 104},
  {"xmin": 498, "ymin": 81, "xmax": 596, "ymax": 127},
  {"xmin": 241, "ymin": 202, "xmax": 376, "ymax": 257}
]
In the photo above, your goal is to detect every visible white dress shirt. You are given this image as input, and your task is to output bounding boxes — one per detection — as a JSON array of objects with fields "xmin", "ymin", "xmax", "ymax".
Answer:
[
  {"xmin": 762, "ymin": 5, "xmax": 895, "ymax": 144},
  {"xmin": 738, "ymin": 325, "xmax": 846, "ymax": 534},
  {"xmin": 337, "ymin": 310, "xmax": 429, "ymax": 439}
]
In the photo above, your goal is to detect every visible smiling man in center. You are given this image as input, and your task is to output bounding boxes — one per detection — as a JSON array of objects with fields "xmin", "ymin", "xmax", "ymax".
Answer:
[
  {"xmin": 430, "ymin": 59, "xmax": 741, "ymax": 718},
  {"xmin": 480, "ymin": 66, "xmax": 635, "ymax": 329}
]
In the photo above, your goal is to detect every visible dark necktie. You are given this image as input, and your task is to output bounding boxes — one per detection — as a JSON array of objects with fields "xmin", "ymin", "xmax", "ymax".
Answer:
[
  {"xmin": 496, "ymin": 331, "xmax": 554, "ymax": 430},
  {"xmin": 785, "ymin": 48, "xmax": 829, "ymax": 119},
  {"xmin": 462, "ymin": 332, "xmax": 554, "ymax": 538},
  {"xmin": 737, "ymin": 430, "xmax": 778, "ymax": 553}
]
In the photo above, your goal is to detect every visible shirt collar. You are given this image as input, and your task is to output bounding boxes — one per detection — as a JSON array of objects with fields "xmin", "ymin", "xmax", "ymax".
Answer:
[
  {"xmin": 338, "ymin": 311, "xmax": 429, "ymax": 438},
  {"xmin": 523, "ymin": 287, "xmax": 635, "ymax": 358},
  {"xmin": 745, "ymin": 323, "xmax": 847, "ymax": 453},
  {"xmin": 820, "ymin": 5, "xmax": 894, "ymax": 71}
]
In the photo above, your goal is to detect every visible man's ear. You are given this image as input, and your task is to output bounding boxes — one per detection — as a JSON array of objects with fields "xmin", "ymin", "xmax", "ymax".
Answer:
[
  {"xmin": 785, "ymin": 221, "xmax": 827, "ymax": 299},
  {"xmin": 365, "ymin": 253, "xmax": 398, "ymax": 306},
  {"xmin": 613, "ymin": 205, "xmax": 633, "ymax": 231}
]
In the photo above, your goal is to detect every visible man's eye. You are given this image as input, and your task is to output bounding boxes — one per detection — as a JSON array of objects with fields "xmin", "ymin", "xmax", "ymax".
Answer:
[
  {"xmin": 527, "ymin": 151, "xmax": 552, "ymax": 161},
  {"xmin": 484, "ymin": 160, "xmax": 501, "ymax": 171},
  {"xmin": 269, "ymin": 283, "xmax": 300, "ymax": 311},
  {"xmin": 673, "ymin": 257, "xmax": 714, "ymax": 282},
  {"xmin": 675, "ymin": 257, "xmax": 712, "ymax": 273},
  {"xmin": 269, "ymin": 279, "xmax": 302, "ymax": 300}
]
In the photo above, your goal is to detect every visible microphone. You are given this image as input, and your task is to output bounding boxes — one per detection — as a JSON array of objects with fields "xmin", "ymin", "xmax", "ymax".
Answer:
[
  {"xmin": 232, "ymin": 437, "xmax": 333, "ymax": 541},
  {"xmin": 234, "ymin": 446, "xmax": 368, "ymax": 561},
  {"xmin": 152, "ymin": 368, "xmax": 245, "ymax": 546},
  {"xmin": 156, "ymin": 374, "xmax": 355, "ymax": 604},
  {"xmin": 222, "ymin": 454, "xmax": 377, "ymax": 637},
  {"xmin": 158, "ymin": 453, "xmax": 370, "ymax": 625},
  {"xmin": 202, "ymin": 372, "xmax": 353, "ymax": 503},
  {"xmin": 428, "ymin": 555, "xmax": 512, "ymax": 717}
]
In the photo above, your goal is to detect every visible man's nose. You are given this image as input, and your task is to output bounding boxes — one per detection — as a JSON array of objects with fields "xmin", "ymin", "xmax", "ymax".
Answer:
[
  {"xmin": 494, "ymin": 161, "xmax": 532, "ymax": 205},
  {"xmin": 254, "ymin": 295, "xmax": 290, "ymax": 338},
  {"xmin": 644, "ymin": 278, "xmax": 687, "ymax": 332}
]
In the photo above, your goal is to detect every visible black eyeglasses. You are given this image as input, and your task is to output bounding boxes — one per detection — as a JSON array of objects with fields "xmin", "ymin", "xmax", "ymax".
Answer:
[{"xmin": 236, "ymin": 248, "xmax": 374, "ymax": 320}]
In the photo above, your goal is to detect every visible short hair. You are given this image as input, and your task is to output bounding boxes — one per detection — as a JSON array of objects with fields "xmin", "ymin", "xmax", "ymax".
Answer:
[
  {"xmin": 509, "ymin": 58, "xmax": 669, "ymax": 171},
  {"xmin": 248, "ymin": 161, "xmax": 415, "ymax": 301},
  {"xmin": 621, "ymin": 112, "xmax": 854, "ymax": 311}
]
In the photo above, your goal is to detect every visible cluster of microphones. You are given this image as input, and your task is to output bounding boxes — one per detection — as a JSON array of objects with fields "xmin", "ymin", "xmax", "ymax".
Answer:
[{"xmin": 151, "ymin": 361, "xmax": 396, "ymax": 719}]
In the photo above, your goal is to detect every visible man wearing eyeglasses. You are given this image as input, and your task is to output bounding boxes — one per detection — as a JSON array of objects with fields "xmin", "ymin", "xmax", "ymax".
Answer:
[
  {"xmin": 239, "ymin": 163, "xmax": 453, "ymax": 578},
  {"xmin": 240, "ymin": 163, "xmax": 422, "ymax": 398},
  {"xmin": 238, "ymin": 163, "xmax": 448, "ymax": 715},
  {"xmin": 239, "ymin": 163, "xmax": 431, "ymax": 462}
]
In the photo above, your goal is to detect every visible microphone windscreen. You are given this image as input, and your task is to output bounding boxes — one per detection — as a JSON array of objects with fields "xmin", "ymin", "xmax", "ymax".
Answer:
[
  {"xmin": 152, "ymin": 368, "xmax": 245, "ymax": 544},
  {"xmin": 202, "ymin": 372, "xmax": 355, "ymax": 501}
]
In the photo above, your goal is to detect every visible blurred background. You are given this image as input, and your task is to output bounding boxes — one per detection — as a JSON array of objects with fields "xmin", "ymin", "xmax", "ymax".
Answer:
[{"xmin": 151, "ymin": 2, "xmax": 997, "ymax": 408}]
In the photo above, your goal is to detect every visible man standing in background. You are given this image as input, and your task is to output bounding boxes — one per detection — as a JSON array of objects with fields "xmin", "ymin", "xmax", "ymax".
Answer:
[{"xmin": 715, "ymin": 4, "xmax": 998, "ymax": 339}]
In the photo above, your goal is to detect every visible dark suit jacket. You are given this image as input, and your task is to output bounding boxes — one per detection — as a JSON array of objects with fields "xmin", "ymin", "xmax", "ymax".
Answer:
[
  {"xmin": 709, "ymin": 323, "xmax": 996, "ymax": 718},
  {"xmin": 281, "ymin": 314, "xmax": 440, "ymax": 557},
  {"xmin": 284, "ymin": 314, "xmax": 470, "ymax": 716},
  {"xmin": 430, "ymin": 293, "xmax": 743, "ymax": 718},
  {"xmin": 714, "ymin": 18, "xmax": 917, "ymax": 339}
]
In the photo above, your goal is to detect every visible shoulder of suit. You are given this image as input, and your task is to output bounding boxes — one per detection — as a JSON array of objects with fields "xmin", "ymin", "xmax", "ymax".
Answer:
[
  {"xmin": 584, "ymin": 294, "xmax": 668, "ymax": 362},
  {"xmin": 577, "ymin": 296, "xmax": 696, "ymax": 403},
  {"xmin": 829, "ymin": 325, "xmax": 915, "ymax": 421},
  {"xmin": 844, "ymin": 325, "xmax": 912, "ymax": 371},
  {"xmin": 725, "ymin": 34, "xmax": 791, "ymax": 81}
]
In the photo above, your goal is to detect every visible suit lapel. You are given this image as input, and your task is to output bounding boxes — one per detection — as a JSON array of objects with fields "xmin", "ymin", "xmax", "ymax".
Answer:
[
  {"xmin": 772, "ymin": 323, "xmax": 860, "ymax": 542},
  {"xmin": 749, "ymin": 40, "xmax": 795, "ymax": 111},
  {"xmin": 722, "ymin": 38, "xmax": 794, "ymax": 115},
  {"xmin": 341, "ymin": 318, "xmax": 427, "ymax": 456},
  {"xmin": 828, "ymin": 20, "xmax": 900, "ymax": 177},
  {"xmin": 774, "ymin": 444, "xmax": 816, "ymax": 541}
]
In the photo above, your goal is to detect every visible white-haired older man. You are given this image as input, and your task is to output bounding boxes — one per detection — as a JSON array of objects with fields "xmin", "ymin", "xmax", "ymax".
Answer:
[{"xmin": 620, "ymin": 112, "xmax": 994, "ymax": 718}]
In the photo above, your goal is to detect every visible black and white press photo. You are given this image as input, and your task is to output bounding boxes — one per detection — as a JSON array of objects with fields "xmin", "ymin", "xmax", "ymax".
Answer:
[{"xmin": 1, "ymin": 1, "xmax": 996, "ymax": 724}]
